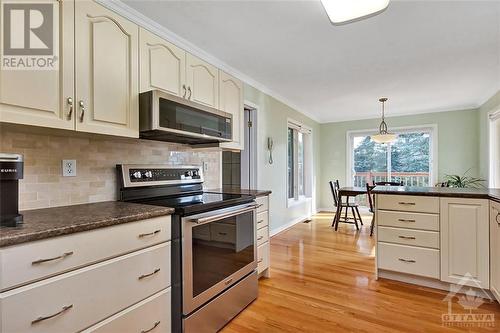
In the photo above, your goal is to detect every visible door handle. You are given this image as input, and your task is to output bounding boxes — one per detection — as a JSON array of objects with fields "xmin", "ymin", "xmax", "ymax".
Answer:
[
  {"xmin": 32, "ymin": 251, "xmax": 74, "ymax": 265},
  {"xmin": 78, "ymin": 100, "xmax": 85, "ymax": 122},
  {"xmin": 187, "ymin": 86, "xmax": 192, "ymax": 100},
  {"xmin": 31, "ymin": 305, "xmax": 73, "ymax": 324},
  {"xmin": 398, "ymin": 258, "xmax": 416, "ymax": 263},
  {"xmin": 182, "ymin": 84, "xmax": 187, "ymax": 98},
  {"xmin": 138, "ymin": 230, "xmax": 161, "ymax": 238},
  {"xmin": 398, "ymin": 235, "xmax": 416, "ymax": 240},
  {"xmin": 138, "ymin": 268, "xmax": 161, "ymax": 280},
  {"xmin": 141, "ymin": 321, "xmax": 161, "ymax": 333},
  {"xmin": 67, "ymin": 97, "xmax": 73, "ymax": 119}
]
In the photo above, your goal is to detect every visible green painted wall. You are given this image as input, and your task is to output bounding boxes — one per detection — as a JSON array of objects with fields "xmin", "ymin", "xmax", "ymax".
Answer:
[
  {"xmin": 318, "ymin": 109, "xmax": 481, "ymax": 209},
  {"xmin": 244, "ymin": 84, "xmax": 321, "ymax": 233},
  {"xmin": 479, "ymin": 90, "xmax": 500, "ymax": 182}
]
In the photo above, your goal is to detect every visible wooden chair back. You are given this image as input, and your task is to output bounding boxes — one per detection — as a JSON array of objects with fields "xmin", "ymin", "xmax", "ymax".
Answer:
[
  {"xmin": 329, "ymin": 180, "xmax": 341, "ymax": 207},
  {"xmin": 366, "ymin": 183, "xmax": 376, "ymax": 213}
]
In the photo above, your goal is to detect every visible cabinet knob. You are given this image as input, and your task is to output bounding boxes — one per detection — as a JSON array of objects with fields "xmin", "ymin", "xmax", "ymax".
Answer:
[
  {"xmin": 78, "ymin": 100, "xmax": 85, "ymax": 122},
  {"xmin": 66, "ymin": 97, "xmax": 73, "ymax": 119}
]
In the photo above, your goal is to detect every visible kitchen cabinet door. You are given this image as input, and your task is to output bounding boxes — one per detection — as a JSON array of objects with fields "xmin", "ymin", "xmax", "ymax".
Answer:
[
  {"xmin": 440, "ymin": 198, "xmax": 489, "ymax": 288},
  {"xmin": 75, "ymin": 0, "xmax": 139, "ymax": 137},
  {"xmin": 491, "ymin": 201, "xmax": 500, "ymax": 302},
  {"xmin": 0, "ymin": 0, "xmax": 74, "ymax": 130},
  {"xmin": 139, "ymin": 28, "xmax": 186, "ymax": 97},
  {"xmin": 219, "ymin": 71, "xmax": 244, "ymax": 150},
  {"xmin": 186, "ymin": 53, "xmax": 219, "ymax": 109}
]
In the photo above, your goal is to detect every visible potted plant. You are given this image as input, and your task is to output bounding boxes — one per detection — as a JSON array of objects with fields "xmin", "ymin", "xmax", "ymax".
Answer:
[{"xmin": 442, "ymin": 169, "xmax": 486, "ymax": 188}]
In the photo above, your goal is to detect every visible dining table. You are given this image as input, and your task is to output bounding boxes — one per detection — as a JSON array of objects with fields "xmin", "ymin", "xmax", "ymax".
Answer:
[{"xmin": 333, "ymin": 186, "xmax": 368, "ymax": 229}]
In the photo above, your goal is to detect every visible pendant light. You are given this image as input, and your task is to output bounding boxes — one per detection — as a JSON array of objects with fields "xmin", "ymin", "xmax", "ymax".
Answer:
[
  {"xmin": 320, "ymin": 0, "xmax": 390, "ymax": 25},
  {"xmin": 371, "ymin": 97, "xmax": 397, "ymax": 144}
]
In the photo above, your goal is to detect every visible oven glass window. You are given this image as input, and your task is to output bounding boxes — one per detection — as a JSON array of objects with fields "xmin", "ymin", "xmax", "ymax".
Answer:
[
  {"xmin": 192, "ymin": 211, "xmax": 254, "ymax": 297},
  {"xmin": 158, "ymin": 98, "xmax": 231, "ymax": 139}
]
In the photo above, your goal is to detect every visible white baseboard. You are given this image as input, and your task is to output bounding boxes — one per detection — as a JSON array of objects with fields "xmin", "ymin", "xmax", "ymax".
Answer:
[
  {"xmin": 316, "ymin": 208, "xmax": 335, "ymax": 213},
  {"xmin": 270, "ymin": 216, "xmax": 309, "ymax": 237}
]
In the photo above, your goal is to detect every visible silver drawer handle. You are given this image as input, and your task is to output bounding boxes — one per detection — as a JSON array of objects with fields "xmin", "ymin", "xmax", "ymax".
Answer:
[
  {"xmin": 32, "ymin": 304, "xmax": 73, "ymax": 324},
  {"xmin": 257, "ymin": 220, "xmax": 264, "ymax": 224},
  {"xmin": 141, "ymin": 321, "xmax": 160, "ymax": 333},
  {"xmin": 32, "ymin": 251, "xmax": 74, "ymax": 265},
  {"xmin": 257, "ymin": 259, "xmax": 263, "ymax": 263},
  {"xmin": 398, "ymin": 236, "xmax": 416, "ymax": 240},
  {"xmin": 496, "ymin": 211, "xmax": 500, "ymax": 225},
  {"xmin": 78, "ymin": 100, "xmax": 85, "ymax": 122},
  {"xmin": 182, "ymin": 84, "xmax": 187, "ymax": 98},
  {"xmin": 257, "ymin": 236, "xmax": 264, "ymax": 241},
  {"xmin": 138, "ymin": 268, "xmax": 161, "ymax": 280},
  {"xmin": 138, "ymin": 229, "xmax": 161, "ymax": 238},
  {"xmin": 398, "ymin": 202, "xmax": 416, "ymax": 206},
  {"xmin": 67, "ymin": 97, "xmax": 73, "ymax": 119},
  {"xmin": 398, "ymin": 219, "xmax": 416, "ymax": 223},
  {"xmin": 398, "ymin": 258, "xmax": 416, "ymax": 263},
  {"xmin": 187, "ymin": 86, "xmax": 192, "ymax": 99}
]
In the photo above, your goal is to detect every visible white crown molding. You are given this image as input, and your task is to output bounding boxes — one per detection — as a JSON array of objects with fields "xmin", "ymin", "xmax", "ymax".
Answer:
[{"xmin": 95, "ymin": 0, "xmax": 321, "ymax": 123}]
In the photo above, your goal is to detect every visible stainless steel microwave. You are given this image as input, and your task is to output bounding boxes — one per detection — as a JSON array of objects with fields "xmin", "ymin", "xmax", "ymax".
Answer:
[{"xmin": 139, "ymin": 90, "xmax": 233, "ymax": 145}]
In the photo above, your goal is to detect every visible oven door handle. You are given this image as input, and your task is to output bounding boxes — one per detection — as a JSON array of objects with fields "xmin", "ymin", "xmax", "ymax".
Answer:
[{"xmin": 190, "ymin": 204, "xmax": 261, "ymax": 225}]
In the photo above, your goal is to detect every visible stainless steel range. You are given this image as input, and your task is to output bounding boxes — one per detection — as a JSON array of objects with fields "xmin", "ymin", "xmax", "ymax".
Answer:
[{"xmin": 117, "ymin": 164, "xmax": 258, "ymax": 333}]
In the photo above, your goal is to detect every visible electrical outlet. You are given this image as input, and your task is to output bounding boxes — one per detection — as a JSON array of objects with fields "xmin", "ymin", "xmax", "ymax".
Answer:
[
  {"xmin": 62, "ymin": 160, "xmax": 76, "ymax": 177},
  {"xmin": 203, "ymin": 161, "xmax": 209, "ymax": 172}
]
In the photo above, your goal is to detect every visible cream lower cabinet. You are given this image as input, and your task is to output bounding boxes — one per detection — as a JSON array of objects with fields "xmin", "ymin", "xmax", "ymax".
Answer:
[
  {"xmin": 490, "ymin": 200, "xmax": 500, "ymax": 302},
  {"xmin": 440, "ymin": 198, "xmax": 489, "ymax": 288},
  {"xmin": 219, "ymin": 71, "xmax": 244, "ymax": 150},
  {"xmin": 139, "ymin": 28, "xmax": 186, "ymax": 97},
  {"xmin": 75, "ymin": 0, "xmax": 138, "ymax": 137},
  {"xmin": 186, "ymin": 53, "xmax": 219, "ymax": 109},
  {"xmin": 256, "ymin": 195, "xmax": 271, "ymax": 278},
  {"xmin": 1, "ymin": 0, "xmax": 139, "ymax": 138},
  {"xmin": 0, "ymin": 0, "xmax": 74, "ymax": 130}
]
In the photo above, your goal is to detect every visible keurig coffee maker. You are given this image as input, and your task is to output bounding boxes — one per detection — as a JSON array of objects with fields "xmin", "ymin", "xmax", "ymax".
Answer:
[{"xmin": 0, "ymin": 153, "xmax": 24, "ymax": 227}]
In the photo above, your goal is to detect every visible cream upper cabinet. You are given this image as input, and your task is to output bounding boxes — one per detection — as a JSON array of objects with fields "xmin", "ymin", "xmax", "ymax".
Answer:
[
  {"xmin": 0, "ymin": 0, "xmax": 74, "ymax": 130},
  {"xmin": 139, "ymin": 28, "xmax": 186, "ymax": 97},
  {"xmin": 491, "ymin": 201, "xmax": 500, "ymax": 302},
  {"xmin": 219, "ymin": 71, "xmax": 244, "ymax": 150},
  {"xmin": 440, "ymin": 198, "xmax": 490, "ymax": 288},
  {"xmin": 186, "ymin": 53, "xmax": 219, "ymax": 109},
  {"xmin": 75, "ymin": 0, "xmax": 139, "ymax": 138}
]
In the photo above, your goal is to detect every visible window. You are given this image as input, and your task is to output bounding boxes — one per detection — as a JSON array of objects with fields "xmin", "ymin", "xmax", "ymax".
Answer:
[
  {"xmin": 287, "ymin": 120, "xmax": 312, "ymax": 204},
  {"xmin": 348, "ymin": 126, "xmax": 437, "ymax": 187}
]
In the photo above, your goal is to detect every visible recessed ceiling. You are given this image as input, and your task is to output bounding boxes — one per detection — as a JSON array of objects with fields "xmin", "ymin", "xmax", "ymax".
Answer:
[{"xmin": 121, "ymin": 0, "xmax": 500, "ymax": 123}]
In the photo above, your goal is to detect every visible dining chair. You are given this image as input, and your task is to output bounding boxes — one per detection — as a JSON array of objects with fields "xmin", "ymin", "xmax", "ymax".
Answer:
[
  {"xmin": 373, "ymin": 180, "xmax": 404, "ymax": 186},
  {"xmin": 330, "ymin": 180, "xmax": 362, "ymax": 231},
  {"xmin": 366, "ymin": 183, "xmax": 376, "ymax": 237}
]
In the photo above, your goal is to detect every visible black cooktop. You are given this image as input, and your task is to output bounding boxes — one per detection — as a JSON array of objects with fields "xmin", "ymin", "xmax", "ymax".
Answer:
[{"xmin": 131, "ymin": 192, "xmax": 255, "ymax": 216}]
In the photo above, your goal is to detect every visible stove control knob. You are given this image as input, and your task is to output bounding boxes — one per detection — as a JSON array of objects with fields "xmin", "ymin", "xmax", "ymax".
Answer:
[
  {"xmin": 185, "ymin": 171, "xmax": 193, "ymax": 177},
  {"xmin": 192, "ymin": 170, "xmax": 199, "ymax": 177},
  {"xmin": 132, "ymin": 171, "xmax": 142, "ymax": 179},
  {"xmin": 144, "ymin": 171, "xmax": 153, "ymax": 178}
]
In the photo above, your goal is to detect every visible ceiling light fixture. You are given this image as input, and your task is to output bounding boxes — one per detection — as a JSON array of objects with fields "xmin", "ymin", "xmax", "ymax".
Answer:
[
  {"xmin": 371, "ymin": 97, "xmax": 397, "ymax": 144},
  {"xmin": 320, "ymin": 0, "xmax": 390, "ymax": 25}
]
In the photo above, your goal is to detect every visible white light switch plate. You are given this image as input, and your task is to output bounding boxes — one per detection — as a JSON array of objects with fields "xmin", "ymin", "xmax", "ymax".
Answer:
[{"xmin": 62, "ymin": 160, "xmax": 76, "ymax": 177}]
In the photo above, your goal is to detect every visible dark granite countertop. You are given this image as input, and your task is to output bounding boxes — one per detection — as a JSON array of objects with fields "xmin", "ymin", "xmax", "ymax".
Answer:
[
  {"xmin": 208, "ymin": 187, "xmax": 272, "ymax": 197},
  {"xmin": 373, "ymin": 186, "xmax": 500, "ymax": 203},
  {"xmin": 0, "ymin": 201, "xmax": 174, "ymax": 248}
]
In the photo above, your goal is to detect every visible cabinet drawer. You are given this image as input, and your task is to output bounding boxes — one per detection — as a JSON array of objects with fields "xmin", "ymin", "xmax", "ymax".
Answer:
[
  {"xmin": 0, "ymin": 243, "xmax": 170, "ymax": 333},
  {"xmin": 377, "ymin": 195, "xmax": 439, "ymax": 214},
  {"xmin": 378, "ymin": 226, "xmax": 439, "ymax": 249},
  {"xmin": 378, "ymin": 242, "xmax": 440, "ymax": 279},
  {"xmin": 83, "ymin": 288, "xmax": 171, "ymax": 333},
  {"xmin": 257, "ymin": 227, "xmax": 269, "ymax": 246},
  {"xmin": 377, "ymin": 210, "xmax": 439, "ymax": 231},
  {"xmin": 210, "ymin": 223, "xmax": 236, "ymax": 243},
  {"xmin": 256, "ymin": 211, "xmax": 269, "ymax": 230},
  {"xmin": 1, "ymin": 216, "xmax": 171, "ymax": 291},
  {"xmin": 256, "ymin": 196, "xmax": 269, "ymax": 213},
  {"xmin": 257, "ymin": 242, "xmax": 270, "ymax": 274}
]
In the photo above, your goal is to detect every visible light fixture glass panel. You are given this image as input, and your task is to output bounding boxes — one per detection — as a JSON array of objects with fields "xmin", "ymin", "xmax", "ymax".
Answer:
[
  {"xmin": 320, "ymin": 0, "xmax": 390, "ymax": 25},
  {"xmin": 371, "ymin": 133, "xmax": 397, "ymax": 144}
]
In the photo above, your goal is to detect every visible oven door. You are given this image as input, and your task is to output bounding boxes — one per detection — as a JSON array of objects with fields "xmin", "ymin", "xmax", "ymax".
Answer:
[{"xmin": 182, "ymin": 203, "xmax": 257, "ymax": 314}]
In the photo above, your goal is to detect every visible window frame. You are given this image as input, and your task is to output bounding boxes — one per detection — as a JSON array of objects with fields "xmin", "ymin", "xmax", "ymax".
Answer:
[
  {"xmin": 489, "ymin": 109, "xmax": 500, "ymax": 188},
  {"xmin": 287, "ymin": 119, "xmax": 313, "ymax": 207},
  {"xmin": 346, "ymin": 124, "xmax": 438, "ymax": 187}
]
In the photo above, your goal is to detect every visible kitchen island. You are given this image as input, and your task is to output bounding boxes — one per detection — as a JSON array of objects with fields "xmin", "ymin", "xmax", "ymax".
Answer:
[{"xmin": 372, "ymin": 186, "xmax": 500, "ymax": 303}]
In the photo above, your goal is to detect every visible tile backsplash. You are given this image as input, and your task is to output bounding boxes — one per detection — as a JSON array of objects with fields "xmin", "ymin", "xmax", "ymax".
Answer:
[{"xmin": 0, "ymin": 124, "xmax": 221, "ymax": 210}]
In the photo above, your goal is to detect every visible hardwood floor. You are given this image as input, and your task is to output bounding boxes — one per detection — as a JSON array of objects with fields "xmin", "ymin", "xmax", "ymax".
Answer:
[{"xmin": 222, "ymin": 211, "xmax": 500, "ymax": 333}]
